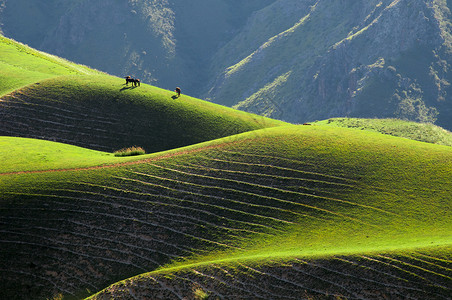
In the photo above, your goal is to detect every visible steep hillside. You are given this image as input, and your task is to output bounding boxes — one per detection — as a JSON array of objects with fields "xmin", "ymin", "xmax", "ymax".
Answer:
[
  {"xmin": 0, "ymin": 125, "xmax": 450, "ymax": 299},
  {"xmin": 2, "ymin": 0, "xmax": 452, "ymax": 130}
]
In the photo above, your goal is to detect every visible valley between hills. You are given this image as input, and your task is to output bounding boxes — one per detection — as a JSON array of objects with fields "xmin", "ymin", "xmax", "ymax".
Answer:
[{"xmin": 0, "ymin": 36, "xmax": 451, "ymax": 300}]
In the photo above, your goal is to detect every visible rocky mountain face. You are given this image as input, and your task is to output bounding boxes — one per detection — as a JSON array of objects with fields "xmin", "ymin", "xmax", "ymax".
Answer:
[
  {"xmin": 1, "ymin": 0, "xmax": 452, "ymax": 130},
  {"xmin": 207, "ymin": 0, "xmax": 452, "ymax": 130}
]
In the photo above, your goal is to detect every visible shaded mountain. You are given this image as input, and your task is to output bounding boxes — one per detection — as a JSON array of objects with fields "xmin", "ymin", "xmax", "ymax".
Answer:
[{"xmin": 207, "ymin": 0, "xmax": 452, "ymax": 131}]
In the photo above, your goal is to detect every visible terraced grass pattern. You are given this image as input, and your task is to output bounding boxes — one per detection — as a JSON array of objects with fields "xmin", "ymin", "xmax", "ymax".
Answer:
[{"xmin": 0, "ymin": 36, "xmax": 451, "ymax": 300}]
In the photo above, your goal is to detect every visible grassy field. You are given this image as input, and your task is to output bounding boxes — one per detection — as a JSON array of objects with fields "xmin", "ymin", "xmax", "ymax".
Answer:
[{"xmin": 0, "ymin": 35, "xmax": 451, "ymax": 299}]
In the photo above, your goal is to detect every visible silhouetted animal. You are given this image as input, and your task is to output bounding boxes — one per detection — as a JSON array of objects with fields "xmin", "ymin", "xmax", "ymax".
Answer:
[
  {"xmin": 124, "ymin": 76, "xmax": 140, "ymax": 87},
  {"xmin": 125, "ymin": 76, "xmax": 134, "ymax": 85}
]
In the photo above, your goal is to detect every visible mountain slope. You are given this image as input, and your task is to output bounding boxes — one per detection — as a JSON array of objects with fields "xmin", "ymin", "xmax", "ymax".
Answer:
[
  {"xmin": 0, "ymin": 125, "xmax": 450, "ymax": 299},
  {"xmin": 207, "ymin": 0, "xmax": 452, "ymax": 130}
]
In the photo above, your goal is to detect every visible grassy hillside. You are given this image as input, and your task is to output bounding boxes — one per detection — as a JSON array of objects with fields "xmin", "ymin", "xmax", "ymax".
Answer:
[
  {"xmin": 1, "ymin": 125, "xmax": 450, "ymax": 299},
  {"xmin": 0, "ymin": 34, "xmax": 286, "ymax": 153},
  {"xmin": 0, "ymin": 35, "xmax": 100, "ymax": 96},
  {"xmin": 0, "ymin": 34, "xmax": 450, "ymax": 300},
  {"xmin": 316, "ymin": 118, "xmax": 452, "ymax": 147},
  {"xmin": 0, "ymin": 137, "xmax": 151, "ymax": 174},
  {"xmin": 0, "ymin": 75, "xmax": 285, "ymax": 153}
]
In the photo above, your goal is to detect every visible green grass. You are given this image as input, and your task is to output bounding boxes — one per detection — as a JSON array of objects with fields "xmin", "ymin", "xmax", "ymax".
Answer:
[
  {"xmin": 151, "ymin": 125, "xmax": 452, "ymax": 264},
  {"xmin": 81, "ymin": 124, "xmax": 451, "ymax": 299},
  {"xmin": 0, "ymin": 35, "xmax": 101, "ymax": 96},
  {"xmin": 1, "ymin": 125, "xmax": 450, "ymax": 299},
  {"xmin": 1, "ymin": 74, "xmax": 286, "ymax": 154},
  {"xmin": 0, "ymin": 137, "xmax": 150, "ymax": 174},
  {"xmin": 316, "ymin": 117, "xmax": 452, "ymax": 146},
  {"xmin": 0, "ymin": 34, "xmax": 450, "ymax": 300}
]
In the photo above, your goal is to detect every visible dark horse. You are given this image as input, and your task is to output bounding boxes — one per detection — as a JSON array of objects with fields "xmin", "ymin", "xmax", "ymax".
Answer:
[
  {"xmin": 124, "ymin": 76, "xmax": 140, "ymax": 87},
  {"xmin": 125, "ymin": 76, "xmax": 133, "ymax": 85}
]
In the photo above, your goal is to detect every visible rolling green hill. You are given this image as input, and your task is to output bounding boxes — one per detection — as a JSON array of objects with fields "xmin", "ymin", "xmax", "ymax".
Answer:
[
  {"xmin": 0, "ymin": 35, "xmax": 451, "ymax": 300},
  {"xmin": 0, "ymin": 125, "xmax": 451, "ymax": 299},
  {"xmin": 0, "ymin": 75, "xmax": 285, "ymax": 153}
]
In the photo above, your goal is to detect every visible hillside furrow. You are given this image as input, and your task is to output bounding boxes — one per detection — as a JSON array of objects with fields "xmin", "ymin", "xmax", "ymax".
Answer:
[
  {"xmin": 141, "ymin": 163, "xmax": 379, "ymax": 228},
  {"xmin": 167, "ymin": 162, "xmax": 398, "ymax": 217},
  {"xmin": 119, "ymin": 172, "xmax": 306, "ymax": 226},
  {"xmin": 202, "ymin": 153, "xmax": 357, "ymax": 183},
  {"xmin": 73, "ymin": 181, "xmax": 285, "ymax": 233}
]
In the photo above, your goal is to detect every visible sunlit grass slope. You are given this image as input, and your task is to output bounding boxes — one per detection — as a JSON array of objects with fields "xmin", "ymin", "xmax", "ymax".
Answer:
[
  {"xmin": 0, "ymin": 35, "xmax": 101, "ymax": 96},
  {"xmin": 0, "ymin": 137, "xmax": 150, "ymax": 174},
  {"xmin": 1, "ymin": 125, "xmax": 450, "ymax": 299},
  {"xmin": 0, "ymin": 75, "xmax": 286, "ymax": 153},
  {"xmin": 316, "ymin": 117, "xmax": 452, "ymax": 147}
]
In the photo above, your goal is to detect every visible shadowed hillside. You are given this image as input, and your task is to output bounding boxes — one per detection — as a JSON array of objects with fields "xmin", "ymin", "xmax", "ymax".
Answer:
[
  {"xmin": 0, "ymin": 74, "xmax": 285, "ymax": 153},
  {"xmin": 89, "ymin": 246, "xmax": 452, "ymax": 299}
]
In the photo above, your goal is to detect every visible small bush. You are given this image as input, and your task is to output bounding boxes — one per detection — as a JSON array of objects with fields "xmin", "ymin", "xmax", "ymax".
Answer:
[
  {"xmin": 193, "ymin": 287, "xmax": 209, "ymax": 300},
  {"xmin": 114, "ymin": 146, "xmax": 146, "ymax": 157},
  {"xmin": 192, "ymin": 284, "xmax": 209, "ymax": 300}
]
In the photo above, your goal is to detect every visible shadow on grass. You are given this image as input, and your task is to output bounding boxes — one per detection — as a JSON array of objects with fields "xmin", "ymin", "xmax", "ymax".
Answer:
[{"xmin": 120, "ymin": 86, "xmax": 137, "ymax": 92}]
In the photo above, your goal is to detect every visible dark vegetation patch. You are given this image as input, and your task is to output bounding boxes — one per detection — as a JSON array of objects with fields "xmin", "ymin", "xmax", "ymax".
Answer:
[{"xmin": 113, "ymin": 146, "xmax": 145, "ymax": 157}]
